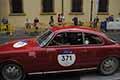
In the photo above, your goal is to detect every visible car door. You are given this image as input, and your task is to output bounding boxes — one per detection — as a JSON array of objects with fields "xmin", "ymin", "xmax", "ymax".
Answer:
[
  {"xmin": 78, "ymin": 32, "xmax": 105, "ymax": 68},
  {"xmin": 43, "ymin": 31, "xmax": 104, "ymax": 72},
  {"xmin": 44, "ymin": 32, "xmax": 80, "ymax": 72},
  {"xmin": 44, "ymin": 31, "xmax": 99, "ymax": 72}
]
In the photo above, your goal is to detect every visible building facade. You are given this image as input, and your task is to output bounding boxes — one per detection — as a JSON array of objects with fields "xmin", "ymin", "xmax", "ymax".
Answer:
[{"xmin": 0, "ymin": 0, "xmax": 120, "ymax": 27}]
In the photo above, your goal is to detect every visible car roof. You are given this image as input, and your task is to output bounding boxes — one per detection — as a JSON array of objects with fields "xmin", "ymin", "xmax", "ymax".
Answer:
[
  {"xmin": 49, "ymin": 26, "xmax": 107, "ymax": 37},
  {"xmin": 50, "ymin": 26, "xmax": 98, "ymax": 33}
]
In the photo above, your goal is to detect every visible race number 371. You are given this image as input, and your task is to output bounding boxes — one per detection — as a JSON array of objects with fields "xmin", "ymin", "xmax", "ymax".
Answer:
[{"xmin": 57, "ymin": 54, "xmax": 76, "ymax": 67}]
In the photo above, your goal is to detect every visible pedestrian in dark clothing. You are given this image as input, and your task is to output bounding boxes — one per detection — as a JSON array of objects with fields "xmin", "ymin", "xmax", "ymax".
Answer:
[
  {"xmin": 72, "ymin": 17, "xmax": 78, "ymax": 26},
  {"xmin": 2, "ymin": 17, "xmax": 8, "ymax": 24},
  {"xmin": 49, "ymin": 16, "xmax": 54, "ymax": 26},
  {"xmin": 93, "ymin": 16, "xmax": 99, "ymax": 28},
  {"xmin": 58, "ymin": 14, "xmax": 62, "ymax": 25},
  {"xmin": 34, "ymin": 17, "xmax": 39, "ymax": 24},
  {"xmin": 33, "ymin": 17, "xmax": 40, "ymax": 31},
  {"xmin": 108, "ymin": 15, "xmax": 114, "ymax": 21}
]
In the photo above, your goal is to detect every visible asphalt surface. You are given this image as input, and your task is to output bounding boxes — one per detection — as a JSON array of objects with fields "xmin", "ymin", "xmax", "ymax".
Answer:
[
  {"xmin": 1, "ymin": 29, "xmax": 120, "ymax": 80},
  {"xmin": 25, "ymin": 70, "xmax": 120, "ymax": 80}
]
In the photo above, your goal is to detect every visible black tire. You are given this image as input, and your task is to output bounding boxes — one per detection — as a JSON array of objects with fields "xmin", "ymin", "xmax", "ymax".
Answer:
[
  {"xmin": 0, "ymin": 62, "xmax": 25, "ymax": 80},
  {"xmin": 98, "ymin": 57, "xmax": 119, "ymax": 76}
]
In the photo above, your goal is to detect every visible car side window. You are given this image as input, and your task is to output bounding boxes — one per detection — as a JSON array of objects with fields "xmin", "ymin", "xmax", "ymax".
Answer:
[
  {"xmin": 84, "ymin": 33, "xmax": 103, "ymax": 44},
  {"xmin": 48, "ymin": 32, "xmax": 69, "ymax": 46},
  {"xmin": 48, "ymin": 32, "xmax": 83, "ymax": 46},
  {"xmin": 67, "ymin": 32, "xmax": 83, "ymax": 45}
]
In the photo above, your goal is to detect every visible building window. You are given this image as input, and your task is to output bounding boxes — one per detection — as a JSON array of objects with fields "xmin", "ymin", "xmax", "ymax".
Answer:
[
  {"xmin": 10, "ymin": 0, "xmax": 23, "ymax": 13},
  {"xmin": 98, "ymin": 0, "xmax": 108, "ymax": 13},
  {"xmin": 42, "ymin": 0, "xmax": 54, "ymax": 13},
  {"xmin": 71, "ymin": 0, "xmax": 83, "ymax": 12}
]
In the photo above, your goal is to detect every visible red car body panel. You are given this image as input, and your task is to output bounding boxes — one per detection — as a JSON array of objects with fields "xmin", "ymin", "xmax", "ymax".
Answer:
[{"xmin": 0, "ymin": 26, "xmax": 120, "ymax": 74}]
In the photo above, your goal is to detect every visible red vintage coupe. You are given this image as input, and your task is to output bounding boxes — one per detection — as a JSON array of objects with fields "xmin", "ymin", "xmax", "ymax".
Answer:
[{"xmin": 0, "ymin": 26, "xmax": 120, "ymax": 80}]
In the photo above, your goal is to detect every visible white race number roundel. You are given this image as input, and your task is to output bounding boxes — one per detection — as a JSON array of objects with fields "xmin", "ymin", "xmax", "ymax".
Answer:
[
  {"xmin": 13, "ymin": 41, "xmax": 28, "ymax": 48},
  {"xmin": 57, "ymin": 54, "xmax": 76, "ymax": 67}
]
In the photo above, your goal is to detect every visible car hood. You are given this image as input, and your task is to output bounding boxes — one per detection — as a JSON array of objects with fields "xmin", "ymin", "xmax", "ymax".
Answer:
[{"xmin": 0, "ymin": 38, "xmax": 40, "ymax": 52}]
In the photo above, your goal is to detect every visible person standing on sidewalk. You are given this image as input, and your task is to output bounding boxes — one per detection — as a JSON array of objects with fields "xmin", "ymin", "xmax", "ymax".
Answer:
[
  {"xmin": 93, "ymin": 16, "xmax": 99, "ymax": 28},
  {"xmin": 25, "ymin": 18, "xmax": 31, "ymax": 29},
  {"xmin": 61, "ymin": 13, "xmax": 65, "ymax": 25},
  {"xmin": 33, "ymin": 17, "xmax": 40, "ymax": 33},
  {"xmin": 49, "ymin": 16, "xmax": 54, "ymax": 27},
  {"xmin": 25, "ymin": 18, "xmax": 32, "ymax": 33},
  {"xmin": 108, "ymin": 15, "xmax": 114, "ymax": 22},
  {"xmin": 1, "ymin": 17, "xmax": 9, "ymax": 31},
  {"xmin": 72, "ymin": 16, "xmax": 78, "ymax": 26},
  {"xmin": 57, "ymin": 14, "xmax": 62, "ymax": 25}
]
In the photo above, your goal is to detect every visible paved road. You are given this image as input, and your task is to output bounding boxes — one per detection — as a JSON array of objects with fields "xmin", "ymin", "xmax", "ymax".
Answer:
[
  {"xmin": 81, "ymin": 71, "xmax": 120, "ymax": 80},
  {"xmin": 105, "ymin": 31, "xmax": 120, "ymax": 41},
  {"xmin": 26, "ymin": 70, "xmax": 120, "ymax": 80}
]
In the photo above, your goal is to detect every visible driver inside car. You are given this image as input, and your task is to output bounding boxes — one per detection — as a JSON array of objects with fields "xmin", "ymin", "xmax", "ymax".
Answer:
[{"xmin": 49, "ymin": 33, "xmax": 70, "ymax": 46}]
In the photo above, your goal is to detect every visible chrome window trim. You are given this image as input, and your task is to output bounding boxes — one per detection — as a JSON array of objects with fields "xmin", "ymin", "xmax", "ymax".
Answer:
[{"xmin": 28, "ymin": 67, "xmax": 97, "ymax": 75}]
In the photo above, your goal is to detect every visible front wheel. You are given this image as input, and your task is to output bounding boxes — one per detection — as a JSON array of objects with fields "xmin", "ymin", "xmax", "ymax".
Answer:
[
  {"xmin": 0, "ymin": 63, "xmax": 25, "ymax": 80},
  {"xmin": 98, "ymin": 57, "xmax": 119, "ymax": 75}
]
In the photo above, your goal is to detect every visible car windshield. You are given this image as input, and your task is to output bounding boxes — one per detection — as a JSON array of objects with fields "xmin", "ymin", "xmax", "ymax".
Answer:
[{"xmin": 37, "ymin": 29, "xmax": 53, "ymax": 47}]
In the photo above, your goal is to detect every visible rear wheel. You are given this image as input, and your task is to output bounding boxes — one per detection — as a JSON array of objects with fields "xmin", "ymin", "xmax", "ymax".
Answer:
[
  {"xmin": 0, "ymin": 63, "xmax": 25, "ymax": 80},
  {"xmin": 98, "ymin": 57, "xmax": 119, "ymax": 75}
]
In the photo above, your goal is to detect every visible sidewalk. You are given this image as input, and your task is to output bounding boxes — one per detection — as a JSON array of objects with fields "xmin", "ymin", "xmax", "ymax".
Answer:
[
  {"xmin": 0, "ymin": 28, "xmax": 39, "ymax": 44},
  {"xmin": 1, "ymin": 27, "xmax": 120, "ymax": 44}
]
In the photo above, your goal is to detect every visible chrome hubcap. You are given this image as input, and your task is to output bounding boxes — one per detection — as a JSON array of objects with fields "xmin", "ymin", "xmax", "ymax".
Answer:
[
  {"xmin": 103, "ymin": 59, "xmax": 114, "ymax": 71},
  {"xmin": 2, "ymin": 64, "xmax": 22, "ymax": 80},
  {"xmin": 101, "ymin": 58, "xmax": 119, "ymax": 74}
]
